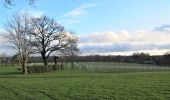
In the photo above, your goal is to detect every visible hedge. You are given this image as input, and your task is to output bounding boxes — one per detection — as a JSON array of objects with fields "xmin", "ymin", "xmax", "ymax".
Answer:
[{"xmin": 27, "ymin": 65, "xmax": 61, "ymax": 74}]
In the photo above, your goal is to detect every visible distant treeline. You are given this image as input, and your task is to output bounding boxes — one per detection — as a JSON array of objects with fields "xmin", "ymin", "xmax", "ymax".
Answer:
[
  {"xmin": 1, "ymin": 52, "xmax": 170, "ymax": 66},
  {"xmin": 27, "ymin": 52, "xmax": 170, "ymax": 66}
]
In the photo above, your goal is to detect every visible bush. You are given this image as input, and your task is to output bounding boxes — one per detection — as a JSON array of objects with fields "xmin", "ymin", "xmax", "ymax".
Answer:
[{"xmin": 27, "ymin": 65, "xmax": 60, "ymax": 74}]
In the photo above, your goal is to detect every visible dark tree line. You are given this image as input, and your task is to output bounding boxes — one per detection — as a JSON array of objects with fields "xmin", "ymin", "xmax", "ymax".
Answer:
[
  {"xmin": 23, "ymin": 52, "xmax": 170, "ymax": 66},
  {"xmin": 1, "ymin": 52, "xmax": 170, "ymax": 67}
]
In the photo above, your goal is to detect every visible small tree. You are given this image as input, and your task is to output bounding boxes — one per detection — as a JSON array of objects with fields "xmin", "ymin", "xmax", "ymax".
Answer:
[
  {"xmin": 132, "ymin": 52, "xmax": 151, "ymax": 63},
  {"xmin": 3, "ymin": 12, "xmax": 32, "ymax": 74},
  {"xmin": 60, "ymin": 32, "xmax": 79, "ymax": 69},
  {"xmin": 161, "ymin": 52, "xmax": 170, "ymax": 66},
  {"xmin": 30, "ymin": 16, "xmax": 75, "ymax": 66}
]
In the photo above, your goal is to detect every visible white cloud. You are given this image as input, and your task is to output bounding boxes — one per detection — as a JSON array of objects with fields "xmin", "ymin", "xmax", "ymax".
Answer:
[
  {"xmin": 79, "ymin": 30, "xmax": 131, "ymax": 45},
  {"xmin": 153, "ymin": 24, "xmax": 170, "ymax": 33},
  {"xmin": 63, "ymin": 3, "xmax": 97, "ymax": 18},
  {"xmin": 79, "ymin": 30, "xmax": 170, "ymax": 45},
  {"xmin": 81, "ymin": 49, "xmax": 170, "ymax": 56},
  {"xmin": 78, "ymin": 27, "xmax": 170, "ymax": 55},
  {"xmin": 62, "ymin": 3, "xmax": 98, "ymax": 23}
]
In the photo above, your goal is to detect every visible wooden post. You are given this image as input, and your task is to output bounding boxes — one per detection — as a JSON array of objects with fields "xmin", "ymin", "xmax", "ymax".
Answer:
[
  {"xmin": 60, "ymin": 57, "xmax": 64, "ymax": 70},
  {"xmin": 1, "ymin": 59, "xmax": 4, "ymax": 67},
  {"xmin": 54, "ymin": 56, "xmax": 58, "ymax": 66}
]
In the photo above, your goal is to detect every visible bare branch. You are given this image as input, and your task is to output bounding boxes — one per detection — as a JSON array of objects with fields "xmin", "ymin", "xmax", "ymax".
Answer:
[{"xmin": 3, "ymin": 0, "xmax": 35, "ymax": 7}]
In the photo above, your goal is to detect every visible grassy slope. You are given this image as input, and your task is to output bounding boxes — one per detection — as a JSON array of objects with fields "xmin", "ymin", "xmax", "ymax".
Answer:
[{"xmin": 0, "ymin": 67, "xmax": 170, "ymax": 100}]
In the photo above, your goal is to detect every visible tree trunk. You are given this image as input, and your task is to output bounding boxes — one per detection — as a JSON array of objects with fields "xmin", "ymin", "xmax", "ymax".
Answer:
[
  {"xmin": 41, "ymin": 52, "xmax": 48, "ymax": 66},
  {"xmin": 54, "ymin": 56, "xmax": 58, "ymax": 66},
  {"xmin": 24, "ymin": 59, "xmax": 28, "ymax": 74},
  {"xmin": 21, "ymin": 63, "xmax": 25, "ymax": 73},
  {"xmin": 23, "ymin": 63, "xmax": 28, "ymax": 74},
  {"xmin": 21, "ymin": 60, "xmax": 28, "ymax": 74},
  {"xmin": 61, "ymin": 61, "xmax": 64, "ymax": 70},
  {"xmin": 1, "ymin": 59, "xmax": 4, "ymax": 67},
  {"xmin": 43, "ymin": 58, "xmax": 48, "ymax": 67},
  {"xmin": 71, "ymin": 61, "xmax": 74, "ymax": 69}
]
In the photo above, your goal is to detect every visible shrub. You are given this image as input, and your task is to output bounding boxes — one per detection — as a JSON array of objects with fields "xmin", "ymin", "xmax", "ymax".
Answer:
[{"xmin": 27, "ymin": 65, "xmax": 60, "ymax": 74}]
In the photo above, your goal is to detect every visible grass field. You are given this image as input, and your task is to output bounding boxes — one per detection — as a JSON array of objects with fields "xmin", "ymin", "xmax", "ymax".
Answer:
[{"xmin": 0, "ymin": 63, "xmax": 170, "ymax": 100}]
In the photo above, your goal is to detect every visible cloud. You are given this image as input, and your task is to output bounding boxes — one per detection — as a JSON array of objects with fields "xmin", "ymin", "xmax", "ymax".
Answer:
[
  {"xmin": 81, "ymin": 49, "xmax": 170, "ymax": 56},
  {"xmin": 79, "ymin": 43, "xmax": 170, "ymax": 55},
  {"xmin": 153, "ymin": 24, "xmax": 170, "ymax": 33},
  {"xmin": 78, "ymin": 25, "xmax": 170, "ymax": 55},
  {"xmin": 62, "ymin": 3, "xmax": 97, "ymax": 23},
  {"xmin": 79, "ymin": 29, "xmax": 170, "ymax": 45},
  {"xmin": 63, "ymin": 3, "xmax": 97, "ymax": 18},
  {"xmin": 79, "ymin": 30, "xmax": 131, "ymax": 44}
]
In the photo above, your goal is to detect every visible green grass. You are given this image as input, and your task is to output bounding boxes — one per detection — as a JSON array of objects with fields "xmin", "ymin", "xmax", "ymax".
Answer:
[{"xmin": 0, "ymin": 66, "xmax": 170, "ymax": 100}]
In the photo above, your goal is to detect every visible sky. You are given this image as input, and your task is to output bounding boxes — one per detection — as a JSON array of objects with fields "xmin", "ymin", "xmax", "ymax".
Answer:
[{"xmin": 0, "ymin": 0, "xmax": 170, "ymax": 55}]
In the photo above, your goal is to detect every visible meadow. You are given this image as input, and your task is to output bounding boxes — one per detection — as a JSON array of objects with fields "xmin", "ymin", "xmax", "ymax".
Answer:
[{"xmin": 0, "ymin": 62, "xmax": 170, "ymax": 100}]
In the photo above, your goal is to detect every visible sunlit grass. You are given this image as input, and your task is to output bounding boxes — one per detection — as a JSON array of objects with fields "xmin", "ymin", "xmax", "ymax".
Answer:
[{"xmin": 0, "ymin": 63, "xmax": 170, "ymax": 100}]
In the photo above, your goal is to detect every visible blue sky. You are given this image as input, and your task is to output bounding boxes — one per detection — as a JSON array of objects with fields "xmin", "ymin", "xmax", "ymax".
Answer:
[
  {"xmin": 1, "ymin": 0, "xmax": 170, "ymax": 33},
  {"xmin": 0, "ymin": 0, "xmax": 170, "ymax": 55}
]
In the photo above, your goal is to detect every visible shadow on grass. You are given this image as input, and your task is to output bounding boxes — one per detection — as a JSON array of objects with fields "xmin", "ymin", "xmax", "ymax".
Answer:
[
  {"xmin": 0, "ymin": 73, "xmax": 111, "ymax": 79},
  {"xmin": 0, "ymin": 71, "xmax": 23, "ymax": 76}
]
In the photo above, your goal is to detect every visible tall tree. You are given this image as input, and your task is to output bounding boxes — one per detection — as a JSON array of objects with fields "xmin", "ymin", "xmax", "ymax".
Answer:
[
  {"xmin": 3, "ymin": 12, "xmax": 32, "ymax": 74},
  {"xmin": 30, "ymin": 16, "xmax": 75, "ymax": 66}
]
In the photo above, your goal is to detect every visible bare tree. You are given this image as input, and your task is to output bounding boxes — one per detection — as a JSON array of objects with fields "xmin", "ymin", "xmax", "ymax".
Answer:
[
  {"xmin": 60, "ymin": 32, "xmax": 79, "ymax": 69},
  {"xmin": 3, "ymin": 12, "xmax": 32, "ymax": 74},
  {"xmin": 30, "ymin": 16, "xmax": 75, "ymax": 66}
]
